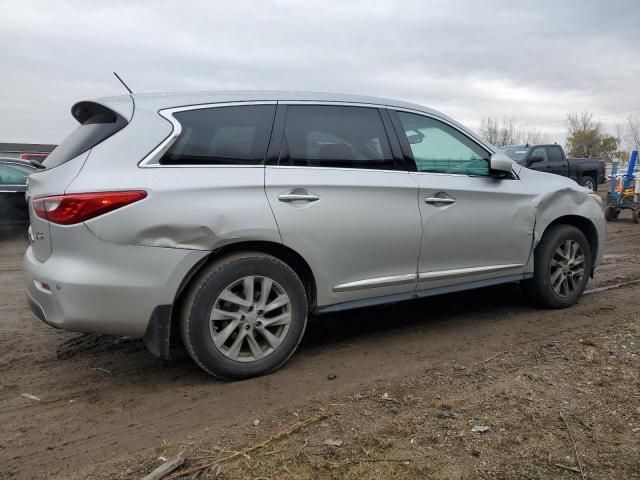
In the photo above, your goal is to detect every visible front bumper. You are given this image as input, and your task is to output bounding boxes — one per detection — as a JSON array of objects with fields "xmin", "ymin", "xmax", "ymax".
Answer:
[{"xmin": 23, "ymin": 224, "xmax": 208, "ymax": 337}]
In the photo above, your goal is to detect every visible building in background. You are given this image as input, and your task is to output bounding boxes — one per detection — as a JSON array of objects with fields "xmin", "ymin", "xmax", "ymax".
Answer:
[{"xmin": 0, "ymin": 143, "xmax": 56, "ymax": 161}]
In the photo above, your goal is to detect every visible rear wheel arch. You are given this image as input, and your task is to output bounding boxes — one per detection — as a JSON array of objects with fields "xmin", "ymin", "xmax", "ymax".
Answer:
[
  {"xmin": 538, "ymin": 215, "xmax": 598, "ymax": 276},
  {"xmin": 169, "ymin": 242, "xmax": 316, "ymax": 347}
]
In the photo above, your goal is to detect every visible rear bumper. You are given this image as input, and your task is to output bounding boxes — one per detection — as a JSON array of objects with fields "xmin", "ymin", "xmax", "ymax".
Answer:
[{"xmin": 23, "ymin": 225, "xmax": 207, "ymax": 337}]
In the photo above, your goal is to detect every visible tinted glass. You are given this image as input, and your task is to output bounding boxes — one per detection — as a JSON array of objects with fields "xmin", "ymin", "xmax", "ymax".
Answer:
[
  {"xmin": 160, "ymin": 105, "xmax": 276, "ymax": 165},
  {"xmin": 280, "ymin": 106, "xmax": 394, "ymax": 170},
  {"xmin": 44, "ymin": 110, "xmax": 127, "ymax": 169},
  {"xmin": 397, "ymin": 112, "xmax": 489, "ymax": 175},
  {"xmin": 0, "ymin": 165, "xmax": 30, "ymax": 185},
  {"xmin": 530, "ymin": 147, "xmax": 548, "ymax": 163},
  {"xmin": 547, "ymin": 146, "xmax": 563, "ymax": 163}
]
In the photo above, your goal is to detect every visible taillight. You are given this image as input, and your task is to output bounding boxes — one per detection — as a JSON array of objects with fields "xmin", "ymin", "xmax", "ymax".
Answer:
[{"xmin": 33, "ymin": 191, "xmax": 147, "ymax": 225}]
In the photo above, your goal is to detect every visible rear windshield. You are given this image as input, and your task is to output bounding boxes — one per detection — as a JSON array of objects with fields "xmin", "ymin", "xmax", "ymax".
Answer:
[
  {"xmin": 498, "ymin": 147, "xmax": 529, "ymax": 163},
  {"xmin": 43, "ymin": 102, "xmax": 127, "ymax": 169}
]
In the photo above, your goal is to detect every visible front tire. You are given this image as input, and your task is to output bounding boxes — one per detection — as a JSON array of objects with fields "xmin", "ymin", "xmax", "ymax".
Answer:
[
  {"xmin": 180, "ymin": 253, "xmax": 308, "ymax": 380},
  {"xmin": 522, "ymin": 225, "xmax": 592, "ymax": 309}
]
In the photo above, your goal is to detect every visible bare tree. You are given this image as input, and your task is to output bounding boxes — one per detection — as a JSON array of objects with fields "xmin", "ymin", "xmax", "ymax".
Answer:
[
  {"xmin": 627, "ymin": 114, "xmax": 640, "ymax": 151},
  {"xmin": 479, "ymin": 117, "xmax": 547, "ymax": 147},
  {"xmin": 566, "ymin": 111, "xmax": 598, "ymax": 136},
  {"xmin": 519, "ymin": 126, "xmax": 547, "ymax": 145}
]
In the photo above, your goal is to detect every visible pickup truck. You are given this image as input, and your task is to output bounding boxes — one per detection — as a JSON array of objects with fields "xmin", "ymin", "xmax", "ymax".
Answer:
[{"xmin": 497, "ymin": 144, "xmax": 606, "ymax": 191}]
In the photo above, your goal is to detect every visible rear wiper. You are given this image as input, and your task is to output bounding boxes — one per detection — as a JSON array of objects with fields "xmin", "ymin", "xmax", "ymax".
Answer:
[{"xmin": 30, "ymin": 159, "xmax": 45, "ymax": 170}]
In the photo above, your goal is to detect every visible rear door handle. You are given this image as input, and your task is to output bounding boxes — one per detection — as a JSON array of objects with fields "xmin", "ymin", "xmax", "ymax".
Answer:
[
  {"xmin": 425, "ymin": 197, "xmax": 456, "ymax": 205},
  {"xmin": 278, "ymin": 190, "xmax": 320, "ymax": 203}
]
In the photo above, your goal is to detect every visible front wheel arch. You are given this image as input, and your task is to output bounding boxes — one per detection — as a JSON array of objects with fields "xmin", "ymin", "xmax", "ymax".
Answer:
[{"xmin": 538, "ymin": 215, "xmax": 598, "ymax": 278}]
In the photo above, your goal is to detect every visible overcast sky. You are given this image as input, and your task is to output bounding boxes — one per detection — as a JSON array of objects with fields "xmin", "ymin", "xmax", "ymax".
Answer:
[{"xmin": 1, "ymin": 0, "xmax": 639, "ymax": 147}]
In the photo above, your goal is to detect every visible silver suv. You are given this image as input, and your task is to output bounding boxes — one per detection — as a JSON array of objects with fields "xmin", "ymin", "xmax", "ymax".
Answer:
[{"xmin": 24, "ymin": 91, "xmax": 605, "ymax": 379}]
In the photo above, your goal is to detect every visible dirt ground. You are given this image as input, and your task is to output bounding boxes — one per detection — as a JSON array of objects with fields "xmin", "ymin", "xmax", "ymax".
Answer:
[{"xmin": 1, "ymin": 199, "xmax": 639, "ymax": 479}]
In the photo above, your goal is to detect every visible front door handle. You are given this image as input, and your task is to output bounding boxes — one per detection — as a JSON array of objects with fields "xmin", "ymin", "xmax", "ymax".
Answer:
[
  {"xmin": 278, "ymin": 189, "xmax": 320, "ymax": 203},
  {"xmin": 425, "ymin": 197, "xmax": 456, "ymax": 205}
]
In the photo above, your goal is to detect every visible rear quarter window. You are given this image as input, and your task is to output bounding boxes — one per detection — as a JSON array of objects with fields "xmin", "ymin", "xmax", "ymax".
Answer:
[{"xmin": 160, "ymin": 105, "xmax": 276, "ymax": 165}]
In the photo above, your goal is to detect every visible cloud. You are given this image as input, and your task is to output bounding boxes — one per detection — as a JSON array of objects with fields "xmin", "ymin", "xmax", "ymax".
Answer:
[{"xmin": 1, "ymin": 0, "xmax": 638, "ymax": 146}]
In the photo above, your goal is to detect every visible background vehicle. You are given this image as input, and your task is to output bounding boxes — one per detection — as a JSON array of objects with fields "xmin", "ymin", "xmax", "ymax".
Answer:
[
  {"xmin": 19, "ymin": 153, "xmax": 48, "ymax": 163},
  {"xmin": 498, "ymin": 144, "xmax": 606, "ymax": 191},
  {"xmin": 0, "ymin": 158, "xmax": 35, "ymax": 228},
  {"xmin": 23, "ymin": 92, "xmax": 605, "ymax": 379}
]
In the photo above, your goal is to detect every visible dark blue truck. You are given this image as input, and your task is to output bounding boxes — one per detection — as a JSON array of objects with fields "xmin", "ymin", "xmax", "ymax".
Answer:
[{"xmin": 498, "ymin": 144, "xmax": 606, "ymax": 191}]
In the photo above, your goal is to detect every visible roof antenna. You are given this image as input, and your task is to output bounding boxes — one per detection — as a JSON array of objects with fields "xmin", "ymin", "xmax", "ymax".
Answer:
[{"xmin": 113, "ymin": 72, "xmax": 133, "ymax": 95}]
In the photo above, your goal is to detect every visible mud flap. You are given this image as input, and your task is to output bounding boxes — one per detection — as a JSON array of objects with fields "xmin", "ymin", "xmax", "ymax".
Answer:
[{"xmin": 143, "ymin": 305, "xmax": 173, "ymax": 359}]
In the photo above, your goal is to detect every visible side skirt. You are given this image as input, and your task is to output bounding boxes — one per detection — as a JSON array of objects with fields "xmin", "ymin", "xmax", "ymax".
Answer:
[{"xmin": 314, "ymin": 274, "xmax": 531, "ymax": 315}]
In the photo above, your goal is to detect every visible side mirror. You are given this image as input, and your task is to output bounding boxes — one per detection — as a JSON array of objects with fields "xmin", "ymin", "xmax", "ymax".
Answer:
[
  {"xmin": 489, "ymin": 153, "xmax": 513, "ymax": 178},
  {"xmin": 529, "ymin": 156, "xmax": 544, "ymax": 164}
]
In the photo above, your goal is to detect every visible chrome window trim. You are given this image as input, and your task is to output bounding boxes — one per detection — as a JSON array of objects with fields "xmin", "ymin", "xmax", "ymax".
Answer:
[
  {"xmin": 137, "ymin": 98, "xmax": 494, "ymax": 171},
  {"xmin": 267, "ymin": 165, "xmax": 411, "ymax": 175},
  {"xmin": 418, "ymin": 264, "xmax": 524, "ymax": 282},
  {"xmin": 278, "ymin": 100, "xmax": 393, "ymax": 109},
  {"xmin": 333, "ymin": 273, "xmax": 417, "ymax": 292},
  {"xmin": 138, "ymin": 101, "xmax": 277, "ymax": 168}
]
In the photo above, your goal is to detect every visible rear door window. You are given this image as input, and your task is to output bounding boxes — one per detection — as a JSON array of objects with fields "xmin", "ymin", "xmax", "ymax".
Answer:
[
  {"xmin": 160, "ymin": 105, "xmax": 276, "ymax": 165},
  {"xmin": 44, "ymin": 102, "xmax": 127, "ymax": 169},
  {"xmin": 279, "ymin": 105, "xmax": 395, "ymax": 170}
]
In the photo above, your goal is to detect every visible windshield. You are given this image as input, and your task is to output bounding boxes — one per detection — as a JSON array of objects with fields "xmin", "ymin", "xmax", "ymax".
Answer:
[{"xmin": 498, "ymin": 147, "xmax": 530, "ymax": 163}]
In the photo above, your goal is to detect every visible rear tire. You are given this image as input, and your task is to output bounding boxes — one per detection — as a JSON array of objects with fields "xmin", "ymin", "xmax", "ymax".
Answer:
[
  {"xmin": 579, "ymin": 176, "xmax": 596, "ymax": 191},
  {"xmin": 180, "ymin": 252, "xmax": 308, "ymax": 380},
  {"xmin": 521, "ymin": 225, "xmax": 592, "ymax": 309},
  {"xmin": 633, "ymin": 210, "xmax": 639, "ymax": 224}
]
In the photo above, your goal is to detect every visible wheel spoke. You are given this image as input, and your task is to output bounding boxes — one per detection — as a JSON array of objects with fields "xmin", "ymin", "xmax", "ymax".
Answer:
[
  {"xmin": 213, "ymin": 319, "xmax": 241, "ymax": 347},
  {"xmin": 243, "ymin": 276, "xmax": 255, "ymax": 304},
  {"xmin": 552, "ymin": 272, "xmax": 565, "ymax": 293},
  {"xmin": 246, "ymin": 334, "xmax": 264, "ymax": 360},
  {"xmin": 258, "ymin": 277, "xmax": 273, "ymax": 308},
  {"xmin": 264, "ymin": 294, "xmax": 290, "ymax": 313},
  {"xmin": 219, "ymin": 289, "xmax": 252, "ymax": 308},
  {"xmin": 262, "ymin": 312, "xmax": 292, "ymax": 328},
  {"xmin": 226, "ymin": 330, "xmax": 247, "ymax": 359},
  {"xmin": 566, "ymin": 275, "xmax": 575, "ymax": 293},
  {"xmin": 550, "ymin": 258, "xmax": 563, "ymax": 268},
  {"xmin": 550, "ymin": 267, "xmax": 564, "ymax": 285},
  {"xmin": 571, "ymin": 267, "xmax": 585, "ymax": 277},
  {"xmin": 210, "ymin": 308, "xmax": 242, "ymax": 321},
  {"xmin": 257, "ymin": 326, "xmax": 282, "ymax": 349},
  {"xmin": 572, "ymin": 255, "xmax": 585, "ymax": 267}
]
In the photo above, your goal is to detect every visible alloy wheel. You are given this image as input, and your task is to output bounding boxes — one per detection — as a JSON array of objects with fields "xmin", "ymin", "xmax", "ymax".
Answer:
[
  {"xmin": 549, "ymin": 240, "xmax": 585, "ymax": 297},
  {"xmin": 209, "ymin": 276, "xmax": 292, "ymax": 362}
]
